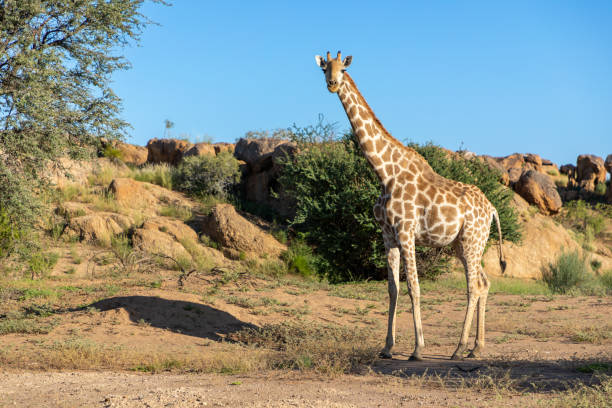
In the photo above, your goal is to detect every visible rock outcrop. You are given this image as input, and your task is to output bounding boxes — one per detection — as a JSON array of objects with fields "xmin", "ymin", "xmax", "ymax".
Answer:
[
  {"xmin": 183, "ymin": 143, "xmax": 216, "ymax": 158},
  {"xmin": 514, "ymin": 170, "xmax": 562, "ymax": 215},
  {"xmin": 493, "ymin": 153, "xmax": 545, "ymax": 185},
  {"xmin": 109, "ymin": 178, "xmax": 156, "ymax": 206},
  {"xmin": 108, "ymin": 178, "xmax": 194, "ymax": 217},
  {"xmin": 571, "ymin": 154, "xmax": 607, "ymax": 192},
  {"xmin": 45, "ymin": 157, "xmax": 127, "ymax": 188},
  {"xmin": 132, "ymin": 228, "xmax": 192, "ymax": 261},
  {"xmin": 234, "ymin": 138, "xmax": 297, "ymax": 216},
  {"xmin": 65, "ymin": 213, "xmax": 134, "ymax": 246},
  {"xmin": 201, "ymin": 203, "xmax": 286, "ymax": 259},
  {"xmin": 100, "ymin": 139, "xmax": 148, "ymax": 166},
  {"xmin": 140, "ymin": 217, "xmax": 198, "ymax": 243},
  {"xmin": 146, "ymin": 138, "xmax": 193, "ymax": 165}
]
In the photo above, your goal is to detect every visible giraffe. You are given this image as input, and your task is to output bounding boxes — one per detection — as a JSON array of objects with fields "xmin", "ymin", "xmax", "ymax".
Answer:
[{"xmin": 315, "ymin": 51, "xmax": 507, "ymax": 361}]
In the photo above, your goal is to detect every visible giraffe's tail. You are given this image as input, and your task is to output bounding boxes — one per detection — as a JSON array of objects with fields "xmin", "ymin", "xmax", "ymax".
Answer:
[{"xmin": 492, "ymin": 209, "xmax": 507, "ymax": 274}]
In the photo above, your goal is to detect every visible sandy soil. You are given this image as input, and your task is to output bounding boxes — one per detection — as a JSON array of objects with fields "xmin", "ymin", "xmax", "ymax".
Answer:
[{"xmin": 0, "ymin": 369, "xmax": 552, "ymax": 408}]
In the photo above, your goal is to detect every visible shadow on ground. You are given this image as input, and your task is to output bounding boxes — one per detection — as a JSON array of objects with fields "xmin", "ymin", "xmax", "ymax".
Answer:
[
  {"xmin": 85, "ymin": 296, "xmax": 257, "ymax": 341},
  {"xmin": 373, "ymin": 352, "xmax": 610, "ymax": 392}
]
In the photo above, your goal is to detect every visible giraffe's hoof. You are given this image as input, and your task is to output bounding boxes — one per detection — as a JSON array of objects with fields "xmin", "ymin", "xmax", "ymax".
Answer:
[
  {"xmin": 408, "ymin": 353, "xmax": 423, "ymax": 362},
  {"xmin": 467, "ymin": 349, "xmax": 483, "ymax": 359},
  {"xmin": 379, "ymin": 350, "xmax": 393, "ymax": 359},
  {"xmin": 450, "ymin": 353, "xmax": 464, "ymax": 361}
]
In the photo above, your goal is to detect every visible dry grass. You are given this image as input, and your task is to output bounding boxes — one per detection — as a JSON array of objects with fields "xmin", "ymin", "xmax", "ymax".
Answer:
[
  {"xmin": 231, "ymin": 321, "xmax": 379, "ymax": 375},
  {"xmin": 0, "ymin": 337, "xmax": 267, "ymax": 374},
  {"xmin": 548, "ymin": 375, "xmax": 612, "ymax": 407},
  {"xmin": 570, "ymin": 326, "xmax": 612, "ymax": 344}
]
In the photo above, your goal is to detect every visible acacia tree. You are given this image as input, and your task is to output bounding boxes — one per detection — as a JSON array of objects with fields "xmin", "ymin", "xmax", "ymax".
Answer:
[{"xmin": 0, "ymin": 0, "xmax": 163, "ymax": 237}]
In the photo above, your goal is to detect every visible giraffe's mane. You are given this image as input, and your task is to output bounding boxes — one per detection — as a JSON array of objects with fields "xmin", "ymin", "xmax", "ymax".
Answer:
[{"xmin": 343, "ymin": 73, "xmax": 432, "ymax": 170}]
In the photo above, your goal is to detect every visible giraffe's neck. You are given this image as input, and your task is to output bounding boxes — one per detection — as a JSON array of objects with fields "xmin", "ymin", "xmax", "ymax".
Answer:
[{"xmin": 337, "ymin": 73, "xmax": 425, "ymax": 187}]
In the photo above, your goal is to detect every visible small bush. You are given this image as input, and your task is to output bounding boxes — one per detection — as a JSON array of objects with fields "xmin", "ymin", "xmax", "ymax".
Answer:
[
  {"xmin": 129, "ymin": 164, "xmax": 174, "ymax": 190},
  {"xmin": 0, "ymin": 206, "xmax": 22, "ymax": 258},
  {"xmin": 102, "ymin": 145, "xmax": 123, "ymax": 162},
  {"xmin": 27, "ymin": 252, "xmax": 60, "ymax": 279},
  {"xmin": 600, "ymin": 269, "xmax": 612, "ymax": 291},
  {"xmin": 563, "ymin": 200, "xmax": 606, "ymax": 237},
  {"xmin": 281, "ymin": 240, "xmax": 318, "ymax": 278},
  {"xmin": 541, "ymin": 250, "xmax": 588, "ymax": 294},
  {"xmin": 173, "ymin": 152, "xmax": 240, "ymax": 199},
  {"xmin": 159, "ymin": 204, "xmax": 192, "ymax": 221},
  {"xmin": 595, "ymin": 182, "xmax": 607, "ymax": 196}
]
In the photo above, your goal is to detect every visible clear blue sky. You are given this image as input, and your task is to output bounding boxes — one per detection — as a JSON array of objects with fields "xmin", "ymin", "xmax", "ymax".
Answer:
[{"xmin": 112, "ymin": 1, "xmax": 612, "ymax": 166}]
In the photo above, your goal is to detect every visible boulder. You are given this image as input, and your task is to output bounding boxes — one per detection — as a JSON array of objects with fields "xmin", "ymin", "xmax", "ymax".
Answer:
[
  {"xmin": 234, "ymin": 138, "xmax": 297, "ymax": 173},
  {"xmin": 108, "ymin": 178, "xmax": 156, "ymax": 206},
  {"xmin": 101, "ymin": 139, "xmax": 148, "ymax": 166},
  {"xmin": 573, "ymin": 154, "xmax": 606, "ymax": 192},
  {"xmin": 524, "ymin": 153, "xmax": 543, "ymax": 173},
  {"xmin": 496, "ymin": 153, "xmax": 524, "ymax": 184},
  {"xmin": 479, "ymin": 155, "xmax": 510, "ymax": 185},
  {"xmin": 108, "ymin": 178, "xmax": 194, "ymax": 216},
  {"xmin": 45, "ymin": 157, "xmax": 127, "ymax": 188},
  {"xmin": 514, "ymin": 170, "xmax": 562, "ymax": 215},
  {"xmin": 56, "ymin": 202, "xmax": 91, "ymax": 218},
  {"xmin": 146, "ymin": 138, "xmax": 193, "ymax": 165},
  {"xmin": 183, "ymin": 142, "xmax": 216, "ymax": 158},
  {"xmin": 141, "ymin": 217, "xmax": 198, "ymax": 243},
  {"xmin": 115, "ymin": 142, "xmax": 148, "ymax": 166},
  {"xmin": 213, "ymin": 143, "xmax": 235, "ymax": 155},
  {"xmin": 605, "ymin": 154, "xmax": 612, "ymax": 173},
  {"xmin": 234, "ymin": 138, "xmax": 297, "ymax": 216},
  {"xmin": 132, "ymin": 228, "xmax": 192, "ymax": 261},
  {"xmin": 201, "ymin": 204, "xmax": 286, "ymax": 258},
  {"xmin": 65, "ymin": 213, "xmax": 134, "ymax": 246},
  {"xmin": 559, "ymin": 164, "xmax": 576, "ymax": 175}
]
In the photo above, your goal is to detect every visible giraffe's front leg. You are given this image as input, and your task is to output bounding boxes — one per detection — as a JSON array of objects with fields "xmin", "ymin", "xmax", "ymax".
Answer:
[
  {"xmin": 400, "ymin": 237, "xmax": 425, "ymax": 361},
  {"xmin": 380, "ymin": 246, "xmax": 400, "ymax": 359}
]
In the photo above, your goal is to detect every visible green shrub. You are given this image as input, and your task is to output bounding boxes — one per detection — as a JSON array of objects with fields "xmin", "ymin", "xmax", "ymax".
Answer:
[
  {"xmin": 278, "ymin": 135, "xmax": 385, "ymax": 282},
  {"xmin": 130, "ymin": 164, "xmax": 174, "ymax": 190},
  {"xmin": 278, "ymin": 131, "xmax": 520, "ymax": 283},
  {"xmin": 541, "ymin": 250, "xmax": 588, "ymax": 294},
  {"xmin": 173, "ymin": 152, "xmax": 240, "ymax": 199},
  {"xmin": 28, "ymin": 251, "xmax": 60, "ymax": 279},
  {"xmin": 281, "ymin": 240, "xmax": 319, "ymax": 278},
  {"xmin": 102, "ymin": 145, "xmax": 123, "ymax": 162},
  {"xmin": 600, "ymin": 269, "xmax": 612, "ymax": 291},
  {"xmin": 563, "ymin": 200, "xmax": 606, "ymax": 237},
  {"xmin": 0, "ymin": 206, "xmax": 22, "ymax": 258},
  {"xmin": 595, "ymin": 182, "xmax": 606, "ymax": 196}
]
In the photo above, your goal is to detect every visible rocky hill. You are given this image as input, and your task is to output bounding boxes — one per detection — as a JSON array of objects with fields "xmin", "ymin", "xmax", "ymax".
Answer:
[{"xmin": 41, "ymin": 137, "xmax": 612, "ymax": 282}]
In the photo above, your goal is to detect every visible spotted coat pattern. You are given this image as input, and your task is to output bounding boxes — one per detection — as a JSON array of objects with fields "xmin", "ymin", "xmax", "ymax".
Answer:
[{"xmin": 316, "ymin": 52, "xmax": 506, "ymax": 360}]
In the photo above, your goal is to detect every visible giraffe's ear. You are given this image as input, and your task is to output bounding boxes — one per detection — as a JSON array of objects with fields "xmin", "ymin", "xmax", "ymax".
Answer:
[
  {"xmin": 315, "ymin": 55, "xmax": 327, "ymax": 69},
  {"xmin": 343, "ymin": 56, "xmax": 352, "ymax": 68}
]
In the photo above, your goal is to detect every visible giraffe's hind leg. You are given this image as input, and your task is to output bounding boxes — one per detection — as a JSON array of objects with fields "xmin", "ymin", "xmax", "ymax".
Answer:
[{"xmin": 451, "ymin": 237, "xmax": 488, "ymax": 360}]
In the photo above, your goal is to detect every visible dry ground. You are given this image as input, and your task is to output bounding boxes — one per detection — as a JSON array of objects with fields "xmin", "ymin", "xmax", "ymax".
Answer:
[{"xmin": 1, "ymin": 250, "xmax": 611, "ymax": 407}]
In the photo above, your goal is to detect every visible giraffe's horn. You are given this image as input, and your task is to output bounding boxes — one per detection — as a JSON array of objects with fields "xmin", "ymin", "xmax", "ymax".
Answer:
[
  {"xmin": 326, "ymin": 51, "xmax": 331, "ymax": 61},
  {"xmin": 337, "ymin": 50, "xmax": 342, "ymax": 61}
]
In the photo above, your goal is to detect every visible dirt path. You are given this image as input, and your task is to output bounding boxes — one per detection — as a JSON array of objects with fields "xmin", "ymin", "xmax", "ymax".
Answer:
[{"xmin": 0, "ymin": 369, "xmax": 547, "ymax": 408}]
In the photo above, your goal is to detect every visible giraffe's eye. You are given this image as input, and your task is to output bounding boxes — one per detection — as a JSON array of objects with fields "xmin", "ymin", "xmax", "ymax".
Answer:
[{"xmin": 341, "ymin": 69, "xmax": 346, "ymax": 73}]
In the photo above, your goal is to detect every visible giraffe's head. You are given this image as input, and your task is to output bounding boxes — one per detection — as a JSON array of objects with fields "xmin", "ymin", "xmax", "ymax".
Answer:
[{"xmin": 315, "ymin": 51, "xmax": 352, "ymax": 93}]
